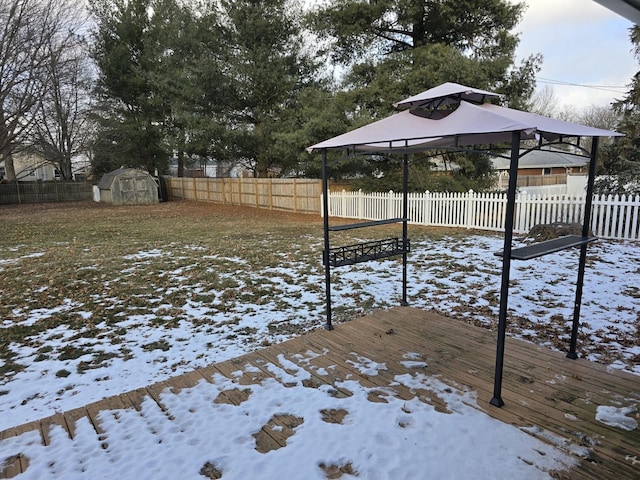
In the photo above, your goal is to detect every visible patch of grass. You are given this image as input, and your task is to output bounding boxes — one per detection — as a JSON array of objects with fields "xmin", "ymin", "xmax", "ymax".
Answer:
[
  {"xmin": 142, "ymin": 340, "xmax": 171, "ymax": 352},
  {"xmin": 237, "ymin": 327, "xmax": 258, "ymax": 336},
  {"xmin": 58, "ymin": 346, "xmax": 91, "ymax": 361},
  {"xmin": 76, "ymin": 352, "xmax": 119, "ymax": 373},
  {"xmin": 0, "ymin": 358, "xmax": 25, "ymax": 378},
  {"xmin": 34, "ymin": 353, "xmax": 50, "ymax": 362}
]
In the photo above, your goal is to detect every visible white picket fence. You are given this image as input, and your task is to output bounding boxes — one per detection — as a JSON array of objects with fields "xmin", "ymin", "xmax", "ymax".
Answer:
[{"xmin": 327, "ymin": 190, "xmax": 640, "ymax": 241}]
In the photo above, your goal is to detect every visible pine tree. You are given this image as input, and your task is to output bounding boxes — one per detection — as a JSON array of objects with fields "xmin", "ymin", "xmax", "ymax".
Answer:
[{"xmin": 596, "ymin": 26, "xmax": 640, "ymax": 195}]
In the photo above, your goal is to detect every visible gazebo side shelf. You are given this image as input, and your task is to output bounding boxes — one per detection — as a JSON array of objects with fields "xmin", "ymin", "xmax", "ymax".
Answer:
[
  {"xmin": 327, "ymin": 218, "xmax": 409, "ymax": 231},
  {"xmin": 326, "ymin": 237, "xmax": 410, "ymax": 267},
  {"xmin": 494, "ymin": 235, "xmax": 598, "ymax": 261}
]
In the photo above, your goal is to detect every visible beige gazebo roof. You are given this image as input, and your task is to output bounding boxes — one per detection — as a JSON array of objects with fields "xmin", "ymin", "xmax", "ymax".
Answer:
[{"xmin": 307, "ymin": 83, "xmax": 621, "ymax": 154}]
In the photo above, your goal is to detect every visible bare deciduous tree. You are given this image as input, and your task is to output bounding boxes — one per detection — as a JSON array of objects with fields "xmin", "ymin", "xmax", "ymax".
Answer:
[
  {"xmin": 0, "ymin": 0, "xmax": 83, "ymax": 181},
  {"xmin": 579, "ymin": 104, "xmax": 620, "ymax": 131},
  {"xmin": 34, "ymin": 12, "xmax": 94, "ymax": 180},
  {"xmin": 528, "ymin": 85, "xmax": 558, "ymax": 117}
]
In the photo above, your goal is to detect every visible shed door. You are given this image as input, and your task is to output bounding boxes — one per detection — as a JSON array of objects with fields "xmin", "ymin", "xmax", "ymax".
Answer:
[{"xmin": 119, "ymin": 175, "xmax": 154, "ymax": 204}]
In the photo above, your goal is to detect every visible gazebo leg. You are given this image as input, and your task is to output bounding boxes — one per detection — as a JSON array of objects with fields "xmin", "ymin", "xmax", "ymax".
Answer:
[
  {"xmin": 321, "ymin": 149, "xmax": 333, "ymax": 331},
  {"xmin": 491, "ymin": 132, "xmax": 521, "ymax": 408},
  {"xmin": 567, "ymin": 137, "xmax": 599, "ymax": 358},
  {"xmin": 401, "ymin": 153, "xmax": 409, "ymax": 306}
]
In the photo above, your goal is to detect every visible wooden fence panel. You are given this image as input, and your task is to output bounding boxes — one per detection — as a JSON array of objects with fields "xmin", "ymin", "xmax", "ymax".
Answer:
[
  {"xmin": 165, "ymin": 177, "xmax": 322, "ymax": 214},
  {"xmin": 0, "ymin": 182, "xmax": 93, "ymax": 204}
]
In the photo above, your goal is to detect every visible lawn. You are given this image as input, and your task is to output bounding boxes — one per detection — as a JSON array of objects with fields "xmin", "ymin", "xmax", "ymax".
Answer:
[{"xmin": 0, "ymin": 200, "xmax": 638, "ymax": 431}]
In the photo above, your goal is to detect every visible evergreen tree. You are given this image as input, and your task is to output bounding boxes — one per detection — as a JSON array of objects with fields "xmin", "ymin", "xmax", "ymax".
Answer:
[
  {"xmin": 221, "ymin": 0, "xmax": 320, "ymax": 177},
  {"xmin": 91, "ymin": 0, "xmax": 164, "ymax": 174},
  {"xmin": 308, "ymin": 0, "xmax": 539, "ymax": 110},
  {"xmin": 596, "ymin": 26, "xmax": 640, "ymax": 195},
  {"xmin": 305, "ymin": 0, "xmax": 540, "ymax": 191},
  {"xmin": 90, "ymin": 0, "xmax": 319, "ymax": 178},
  {"xmin": 91, "ymin": 0, "xmax": 214, "ymax": 175}
]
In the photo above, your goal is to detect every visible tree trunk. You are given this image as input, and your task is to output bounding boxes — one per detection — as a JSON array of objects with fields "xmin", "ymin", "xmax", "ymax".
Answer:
[
  {"xmin": 3, "ymin": 154, "xmax": 16, "ymax": 182},
  {"xmin": 177, "ymin": 150, "xmax": 185, "ymax": 177},
  {"xmin": 60, "ymin": 158, "xmax": 73, "ymax": 180}
]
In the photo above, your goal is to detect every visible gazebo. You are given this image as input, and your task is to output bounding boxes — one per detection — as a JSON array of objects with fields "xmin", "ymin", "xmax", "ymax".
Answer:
[{"xmin": 307, "ymin": 82, "xmax": 622, "ymax": 407}]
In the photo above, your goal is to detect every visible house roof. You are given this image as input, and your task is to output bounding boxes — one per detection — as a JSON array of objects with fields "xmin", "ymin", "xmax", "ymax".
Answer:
[
  {"xmin": 593, "ymin": 0, "xmax": 640, "ymax": 23},
  {"xmin": 491, "ymin": 150, "xmax": 590, "ymax": 171}
]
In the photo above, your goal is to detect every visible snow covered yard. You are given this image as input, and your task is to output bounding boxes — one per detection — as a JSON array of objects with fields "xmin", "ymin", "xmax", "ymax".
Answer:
[{"xmin": 0, "ymin": 201, "xmax": 638, "ymax": 479}]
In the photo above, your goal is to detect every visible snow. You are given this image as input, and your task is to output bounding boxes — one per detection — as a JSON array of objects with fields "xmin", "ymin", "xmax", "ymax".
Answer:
[
  {"xmin": 595, "ymin": 405, "xmax": 639, "ymax": 431},
  {"xmin": 1, "ymin": 234, "xmax": 639, "ymax": 479},
  {"xmin": 1, "ymin": 359, "xmax": 577, "ymax": 479}
]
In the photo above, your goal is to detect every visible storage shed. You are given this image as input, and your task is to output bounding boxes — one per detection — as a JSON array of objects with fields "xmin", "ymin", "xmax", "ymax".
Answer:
[{"xmin": 98, "ymin": 168, "xmax": 159, "ymax": 205}]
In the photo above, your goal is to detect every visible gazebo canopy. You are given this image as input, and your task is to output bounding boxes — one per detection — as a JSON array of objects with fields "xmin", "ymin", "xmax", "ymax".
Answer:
[{"xmin": 307, "ymin": 82, "xmax": 621, "ymax": 154}]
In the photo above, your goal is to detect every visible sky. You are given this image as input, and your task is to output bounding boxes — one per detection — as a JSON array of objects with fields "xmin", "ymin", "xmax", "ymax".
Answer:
[
  {"xmin": 513, "ymin": 0, "xmax": 638, "ymax": 110},
  {"xmin": 1, "ymin": 234, "xmax": 639, "ymax": 478}
]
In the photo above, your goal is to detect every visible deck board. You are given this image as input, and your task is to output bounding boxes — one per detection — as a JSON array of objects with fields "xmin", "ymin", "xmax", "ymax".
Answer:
[{"xmin": 0, "ymin": 307, "xmax": 638, "ymax": 479}]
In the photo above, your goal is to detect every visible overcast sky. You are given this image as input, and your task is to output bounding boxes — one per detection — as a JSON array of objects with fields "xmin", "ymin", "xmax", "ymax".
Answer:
[{"xmin": 513, "ymin": 0, "xmax": 637, "ymax": 110}]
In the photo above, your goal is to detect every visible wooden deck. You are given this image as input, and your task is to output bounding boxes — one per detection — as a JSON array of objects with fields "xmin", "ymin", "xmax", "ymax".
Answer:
[{"xmin": 1, "ymin": 307, "xmax": 639, "ymax": 479}]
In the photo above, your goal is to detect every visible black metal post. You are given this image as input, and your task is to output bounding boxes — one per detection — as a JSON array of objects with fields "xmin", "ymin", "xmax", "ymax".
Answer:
[
  {"xmin": 321, "ymin": 150, "xmax": 333, "ymax": 330},
  {"xmin": 491, "ymin": 131, "xmax": 521, "ymax": 408},
  {"xmin": 567, "ymin": 136, "xmax": 599, "ymax": 358},
  {"xmin": 401, "ymin": 153, "xmax": 409, "ymax": 306}
]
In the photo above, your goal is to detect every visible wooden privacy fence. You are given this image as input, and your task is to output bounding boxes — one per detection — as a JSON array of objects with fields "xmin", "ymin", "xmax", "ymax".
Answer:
[
  {"xmin": 166, "ymin": 177, "xmax": 322, "ymax": 214},
  {"xmin": 328, "ymin": 189, "xmax": 640, "ymax": 241},
  {"xmin": 495, "ymin": 173, "xmax": 567, "ymax": 189},
  {"xmin": 0, "ymin": 181, "xmax": 93, "ymax": 204}
]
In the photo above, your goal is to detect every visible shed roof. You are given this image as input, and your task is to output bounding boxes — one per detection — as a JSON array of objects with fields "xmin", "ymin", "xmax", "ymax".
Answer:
[{"xmin": 98, "ymin": 168, "xmax": 153, "ymax": 190}]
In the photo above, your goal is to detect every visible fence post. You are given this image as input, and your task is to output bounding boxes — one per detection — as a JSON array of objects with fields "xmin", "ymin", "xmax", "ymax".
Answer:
[
  {"xmin": 465, "ymin": 190, "xmax": 475, "ymax": 229},
  {"xmin": 293, "ymin": 179, "xmax": 298, "ymax": 212},
  {"xmin": 424, "ymin": 191, "xmax": 431, "ymax": 226},
  {"xmin": 388, "ymin": 190, "xmax": 395, "ymax": 219},
  {"xmin": 255, "ymin": 179, "xmax": 260, "ymax": 208},
  {"xmin": 339, "ymin": 189, "xmax": 346, "ymax": 217},
  {"xmin": 630, "ymin": 194, "xmax": 640, "ymax": 240},
  {"xmin": 514, "ymin": 192, "xmax": 521, "ymax": 232}
]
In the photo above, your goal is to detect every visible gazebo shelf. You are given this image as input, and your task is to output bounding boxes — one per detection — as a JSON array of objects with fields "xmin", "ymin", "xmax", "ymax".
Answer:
[
  {"xmin": 494, "ymin": 235, "xmax": 598, "ymax": 261},
  {"xmin": 325, "ymin": 237, "xmax": 411, "ymax": 267},
  {"xmin": 327, "ymin": 218, "xmax": 409, "ymax": 231}
]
